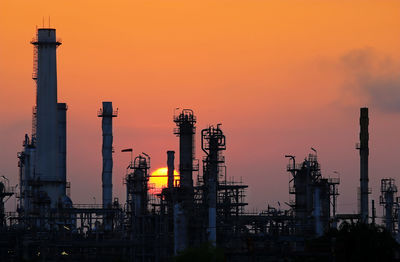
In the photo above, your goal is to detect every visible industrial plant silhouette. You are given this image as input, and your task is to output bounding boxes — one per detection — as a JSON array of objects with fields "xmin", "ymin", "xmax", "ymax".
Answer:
[{"xmin": 0, "ymin": 28, "xmax": 399, "ymax": 262}]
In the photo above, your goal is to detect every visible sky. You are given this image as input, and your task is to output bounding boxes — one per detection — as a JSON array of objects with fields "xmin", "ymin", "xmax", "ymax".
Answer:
[{"xmin": 0, "ymin": 0, "xmax": 400, "ymax": 217}]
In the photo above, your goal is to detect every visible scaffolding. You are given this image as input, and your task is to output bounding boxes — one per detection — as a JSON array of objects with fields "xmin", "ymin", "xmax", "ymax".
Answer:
[
  {"xmin": 380, "ymin": 178, "xmax": 399, "ymax": 234},
  {"xmin": 286, "ymin": 153, "xmax": 339, "ymax": 237}
]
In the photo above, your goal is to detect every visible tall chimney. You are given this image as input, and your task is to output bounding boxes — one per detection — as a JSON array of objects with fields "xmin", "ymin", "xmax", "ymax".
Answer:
[
  {"xmin": 359, "ymin": 107, "xmax": 369, "ymax": 223},
  {"xmin": 167, "ymin": 151, "xmax": 175, "ymax": 188},
  {"xmin": 98, "ymin": 102, "xmax": 117, "ymax": 209},
  {"xmin": 31, "ymin": 28, "xmax": 62, "ymax": 207}
]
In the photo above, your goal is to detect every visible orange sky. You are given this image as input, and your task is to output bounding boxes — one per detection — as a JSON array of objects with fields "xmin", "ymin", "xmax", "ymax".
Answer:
[{"xmin": 1, "ymin": 0, "xmax": 400, "ymax": 215}]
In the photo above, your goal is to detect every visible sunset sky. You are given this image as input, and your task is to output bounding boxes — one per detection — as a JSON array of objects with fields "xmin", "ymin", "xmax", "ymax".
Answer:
[{"xmin": 1, "ymin": 0, "xmax": 400, "ymax": 215}]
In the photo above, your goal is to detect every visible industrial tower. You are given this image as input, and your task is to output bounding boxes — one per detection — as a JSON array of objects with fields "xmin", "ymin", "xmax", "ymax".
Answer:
[
  {"xmin": 98, "ymin": 102, "xmax": 118, "ymax": 209},
  {"xmin": 173, "ymin": 109, "xmax": 197, "ymax": 253},
  {"xmin": 357, "ymin": 108, "xmax": 370, "ymax": 223},
  {"xmin": 21, "ymin": 28, "xmax": 68, "ymax": 210},
  {"xmin": 201, "ymin": 124, "xmax": 226, "ymax": 245}
]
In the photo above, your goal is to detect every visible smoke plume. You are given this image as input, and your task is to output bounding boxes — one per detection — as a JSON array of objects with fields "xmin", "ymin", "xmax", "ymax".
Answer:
[{"xmin": 341, "ymin": 48, "xmax": 400, "ymax": 113}]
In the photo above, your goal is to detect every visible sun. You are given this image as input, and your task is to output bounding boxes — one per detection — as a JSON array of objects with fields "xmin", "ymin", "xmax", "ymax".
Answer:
[{"xmin": 148, "ymin": 167, "xmax": 179, "ymax": 194}]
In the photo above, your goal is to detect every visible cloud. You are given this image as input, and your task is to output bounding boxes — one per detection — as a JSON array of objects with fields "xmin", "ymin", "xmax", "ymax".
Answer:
[{"xmin": 340, "ymin": 48, "xmax": 400, "ymax": 113}]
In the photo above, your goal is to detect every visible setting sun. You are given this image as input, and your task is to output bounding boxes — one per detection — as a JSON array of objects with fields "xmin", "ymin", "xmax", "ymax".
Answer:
[{"xmin": 148, "ymin": 167, "xmax": 179, "ymax": 194}]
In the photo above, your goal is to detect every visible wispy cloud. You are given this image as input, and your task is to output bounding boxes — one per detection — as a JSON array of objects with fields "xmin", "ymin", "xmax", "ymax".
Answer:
[{"xmin": 340, "ymin": 48, "xmax": 400, "ymax": 113}]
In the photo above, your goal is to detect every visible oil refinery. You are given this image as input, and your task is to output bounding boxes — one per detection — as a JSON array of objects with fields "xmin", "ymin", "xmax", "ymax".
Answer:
[{"xmin": 0, "ymin": 28, "xmax": 399, "ymax": 261}]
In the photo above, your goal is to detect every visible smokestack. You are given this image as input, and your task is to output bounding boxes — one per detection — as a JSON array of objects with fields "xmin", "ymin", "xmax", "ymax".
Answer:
[
  {"xmin": 31, "ymin": 28, "xmax": 62, "ymax": 207},
  {"xmin": 98, "ymin": 102, "xmax": 117, "ymax": 209},
  {"xmin": 167, "ymin": 151, "xmax": 175, "ymax": 188},
  {"xmin": 359, "ymin": 107, "xmax": 369, "ymax": 223}
]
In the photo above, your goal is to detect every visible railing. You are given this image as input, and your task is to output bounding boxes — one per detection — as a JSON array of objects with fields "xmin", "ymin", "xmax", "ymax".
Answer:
[
  {"xmin": 328, "ymin": 178, "xmax": 340, "ymax": 184},
  {"xmin": 308, "ymin": 154, "xmax": 317, "ymax": 162},
  {"xmin": 73, "ymin": 204, "xmax": 103, "ymax": 209},
  {"xmin": 193, "ymin": 159, "xmax": 199, "ymax": 171},
  {"xmin": 330, "ymin": 187, "xmax": 339, "ymax": 195},
  {"xmin": 5, "ymin": 212, "xmax": 17, "ymax": 218},
  {"xmin": 32, "ymin": 45, "xmax": 38, "ymax": 80},
  {"xmin": 2, "ymin": 186, "xmax": 15, "ymax": 194},
  {"xmin": 173, "ymin": 110, "xmax": 197, "ymax": 124},
  {"xmin": 173, "ymin": 127, "xmax": 180, "ymax": 135},
  {"xmin": 32, "ymin": 106, "xmax": 37, "ymax": 139},
  {"xmin": 286, "ymin": 163, "xmax": 302, "ymax": 171},
  {"xmin": 97, "ymin": 108, "xmax": 118, "ymax": 117}
]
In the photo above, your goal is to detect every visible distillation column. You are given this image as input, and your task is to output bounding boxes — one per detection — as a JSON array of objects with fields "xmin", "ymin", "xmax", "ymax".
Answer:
[
  {"xmin": 359, "ymin": 108, "xmax": 369, "ymax": 223},
  {"xmin": 98, "ymin": 102, "xmax": 117, "ymax": 209},
  {"xmin": 380, "ymin": 179, "xmax": 397, "ymax": 233},
  {"xmin": 132, "ymin": 155, "xmax": 149, "ymax": 216},
  {"xmin": 31, "ymin": 28, "xmax": 64, "ymax": 207},
  {"xmin": 201, "ymin": 125, "xmax": 226, "ymax": 246},
  {"xmin": 173, "ymin": 109, "xmax": 196, "ymax": 253},
  {"xmin": 174, "ymin": 109, "xmax": 196, "ymax": 192}
]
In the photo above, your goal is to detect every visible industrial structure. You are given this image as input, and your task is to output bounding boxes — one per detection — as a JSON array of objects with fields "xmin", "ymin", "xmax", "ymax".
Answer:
[
  {"xmin": 357, "ymin": 107, "xmax": 370, "ymax": 223},
  {"xmin": 286, "ymin": 153, "xmax": 340, "ymax": 240},
  {"xmin": 1, "ymin": 27, "xmax": 400, "ymax": 261},
  {"xmin": 380, "ymin": 178, "xmax": 400, "ymax": 238}
]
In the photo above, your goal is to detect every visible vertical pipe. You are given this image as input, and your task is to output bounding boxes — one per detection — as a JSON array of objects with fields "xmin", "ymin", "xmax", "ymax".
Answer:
[
  {"xmin": 207, "ymin": 133, "xmax": 218, "ymax": 246},
  {"xmin": 18, "ymin": 150, "xmax": 24, "ymax": 213},
  {"xmin": 332, "ymin": 184, "xmax": 337, "ymax": 229},
  {"xmin": 57, "ymin": 103, "xmax": 67, "ymax": 196},
  {"xmin": 359, "ymin": 107, "xmax": 369, "ymax": 223},
  {"xmin": 167, "ymin": 151, "xmax": 175, "ymax": 188},
  {"xmin": 385, "ymin": 191, "xmax": 394, "ymax": 233},
  {"xmin": 133, "ymin": 168, "xmax": 144, "ymax": 216},
  {"xmin": 397, "ymin": 206, "xmax": 400, "ymax": 243},
  {"xmin": 314, "ymin": 187, "xmax": 322, "ymax": 237},
  {"xmin": 22, "ymin": 144, "xmax": 35, "ymax": 216},
  {"xmin": 371, "ymin": 200, "xmax": 376, "ymax": 225},
  {"xmin": 0, "ymin": 182, "xmax": 5, "ymax": 227}
]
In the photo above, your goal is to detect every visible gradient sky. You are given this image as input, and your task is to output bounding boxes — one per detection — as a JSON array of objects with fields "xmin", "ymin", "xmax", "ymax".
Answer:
[{"xmin": 1, "ymin": 1, "xmax": 400, "ymax": 216}]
